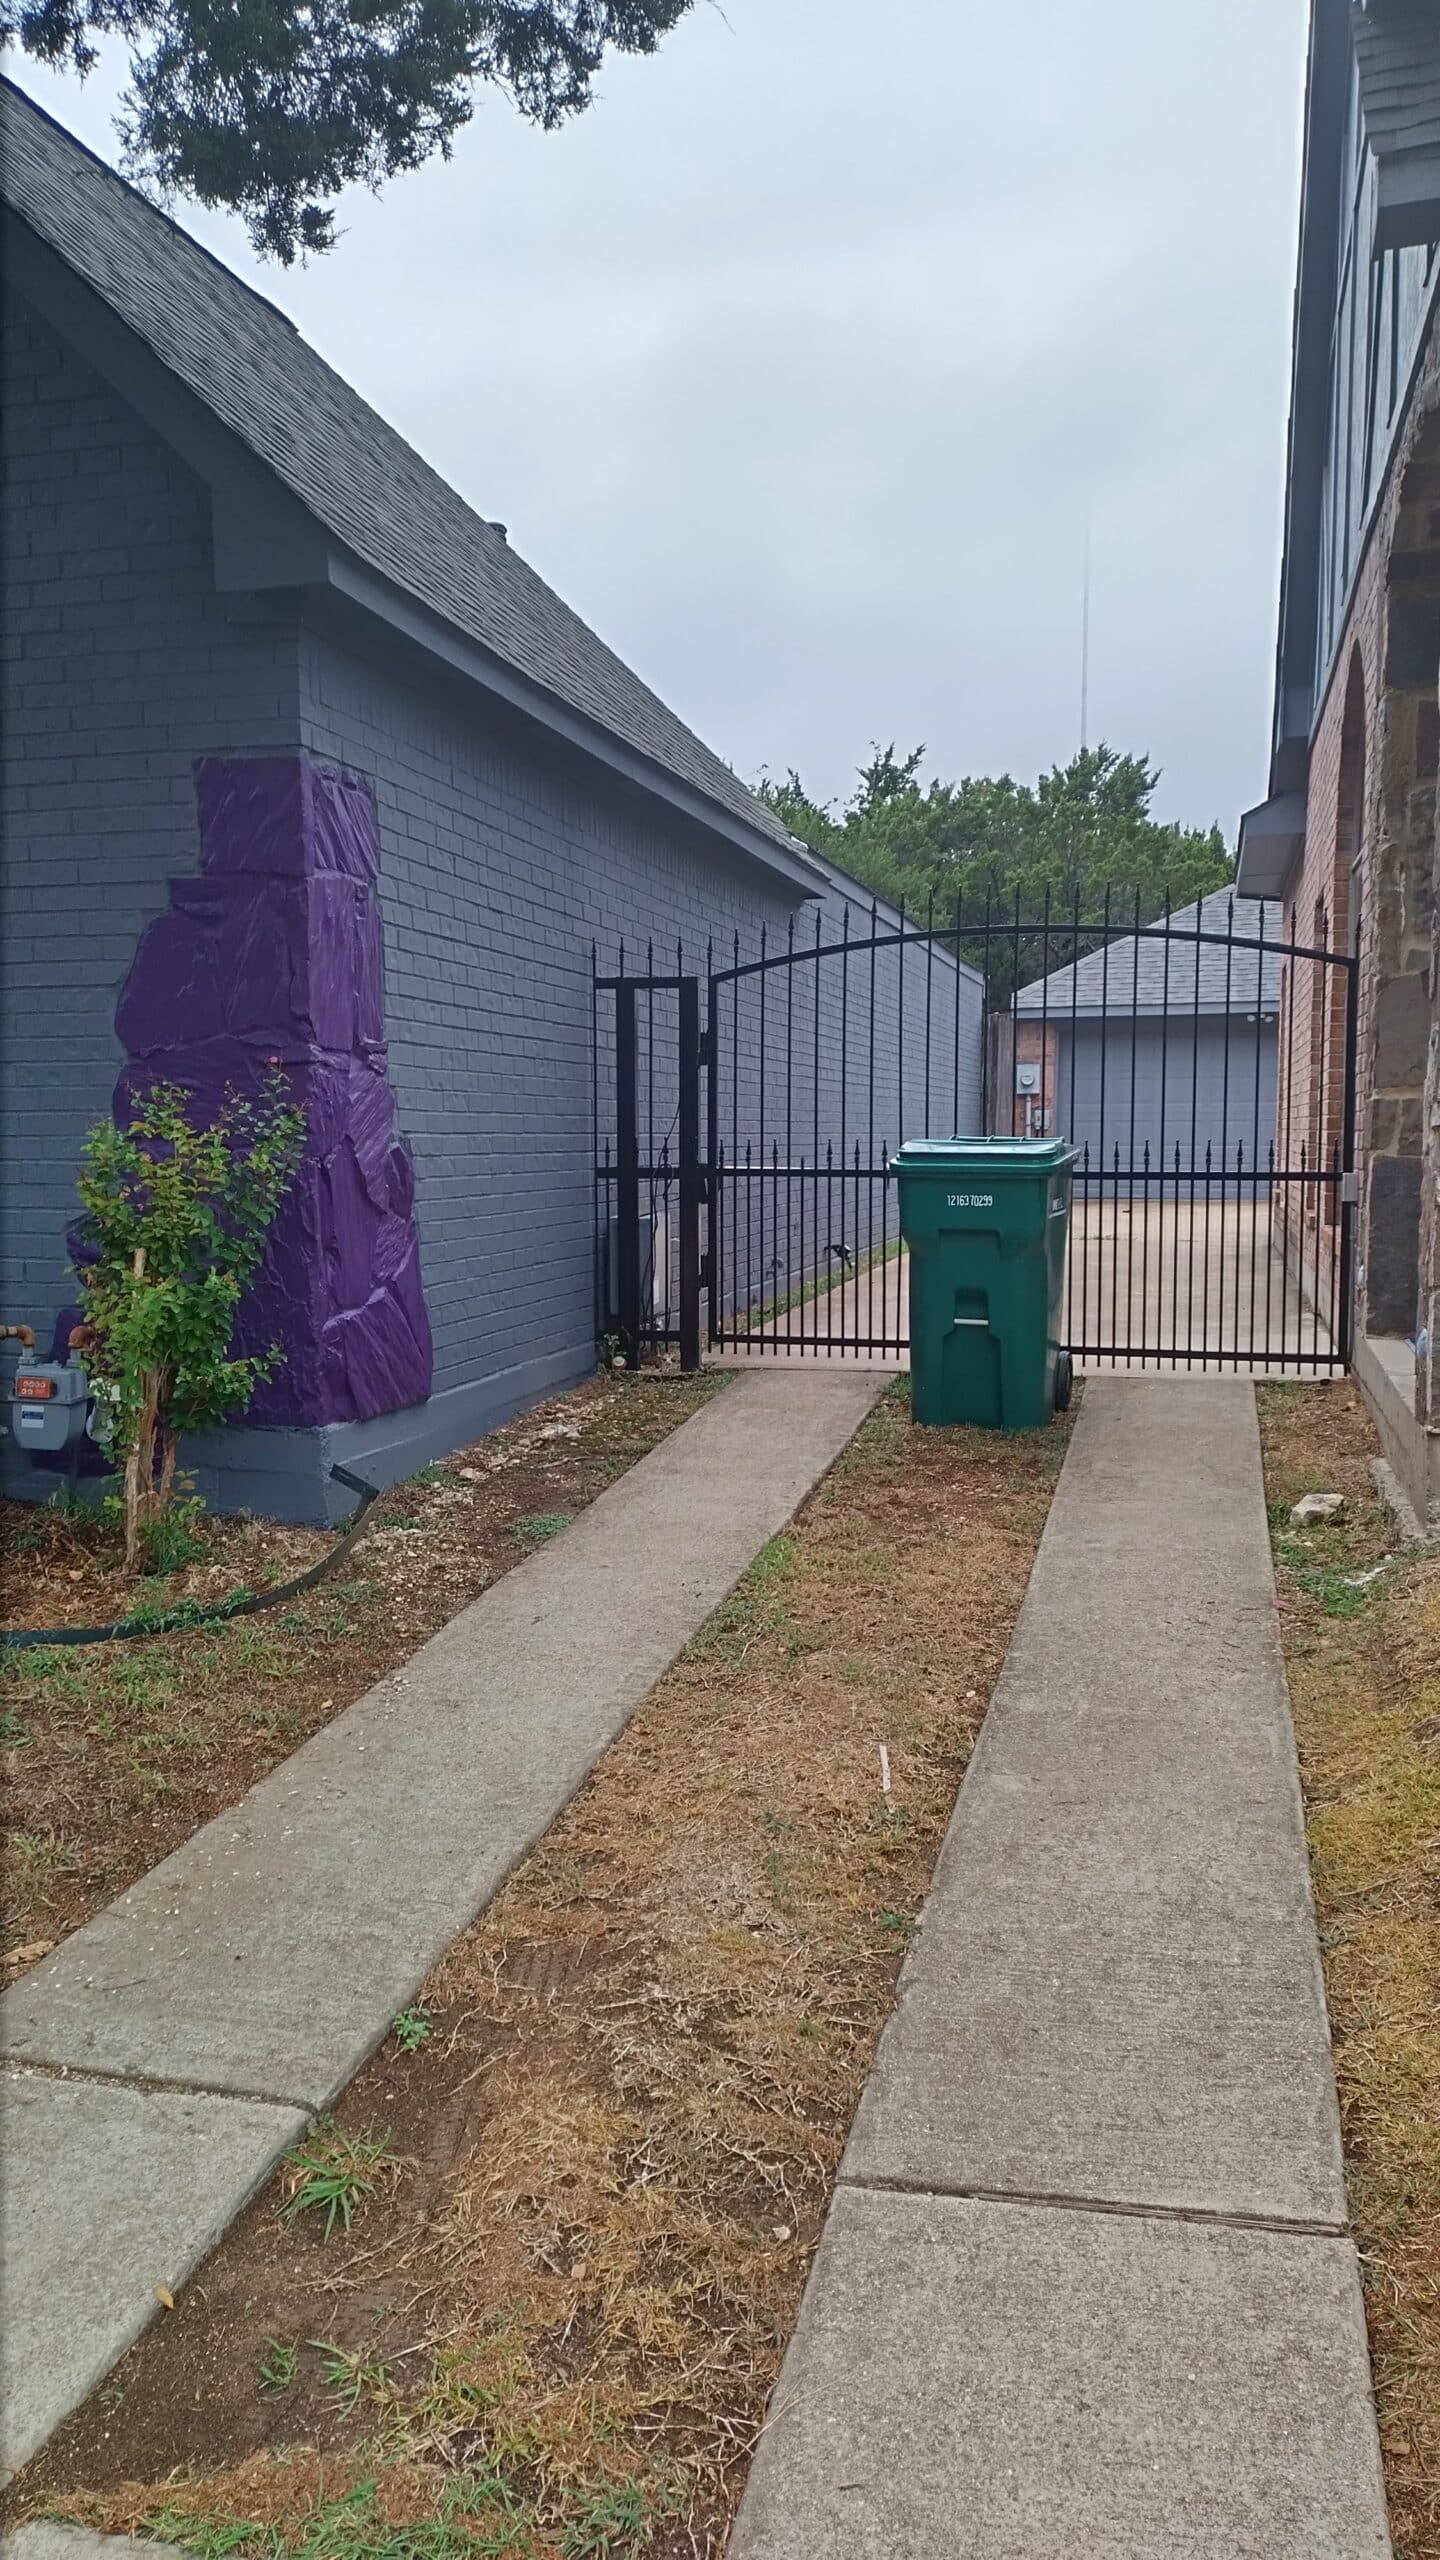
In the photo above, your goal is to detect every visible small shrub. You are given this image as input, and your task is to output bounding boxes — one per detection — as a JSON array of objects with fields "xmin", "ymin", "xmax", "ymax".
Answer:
[{"xmin": 74, "ymin": 1067, "xmax": 305, "ymax": 1574}]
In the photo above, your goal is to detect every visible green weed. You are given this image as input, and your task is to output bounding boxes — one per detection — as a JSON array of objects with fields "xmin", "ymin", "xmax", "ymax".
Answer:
[
  {"xmin": 308, "ymin": 2339, "xmax": 388, "ymax": 2413},
  {"xmin": 391, "ymin": 2005, "xmax": 432, "ymax": 2053},
  {"xmin": 511, "ymin": 1512, "xmax": 573, "ymax": 1550},
  {"xmin": 279, "ymin": 2120, "xmax": 398, "ymax": 2240},
  {"xmin": 256, "ymin": 2338, "xmax": 298, "ymax": 2395}
]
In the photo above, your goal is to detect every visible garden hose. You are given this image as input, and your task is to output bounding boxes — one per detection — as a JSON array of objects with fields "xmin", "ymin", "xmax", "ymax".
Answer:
[{"xmin": 1, "ymin": 1464, "xmax": 380, "ymax": 1651}]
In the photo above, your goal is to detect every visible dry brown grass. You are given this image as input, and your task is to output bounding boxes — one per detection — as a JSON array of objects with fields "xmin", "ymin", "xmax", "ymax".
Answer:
[
  {"xmin": 1258, "ymin": 1381, "xmax": 1440, "ymax": 2560},
  {"xmin": 19, "ymin": 1385, "xmax": 1070, "ymax": 2560},
  {"xmin": 0, "ymin": 1372, "xmax": 717, "ymax": 1976}
]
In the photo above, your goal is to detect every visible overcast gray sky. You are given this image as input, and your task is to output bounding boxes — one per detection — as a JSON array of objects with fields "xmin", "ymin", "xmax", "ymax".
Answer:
[{"xmin": 14, "ymin": 0, "xmax": 1310, "ymax": 837}]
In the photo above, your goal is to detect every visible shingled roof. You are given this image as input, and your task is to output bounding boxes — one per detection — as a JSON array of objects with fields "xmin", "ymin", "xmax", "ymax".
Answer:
[
  {"xmin": 0, "ymin": 78, "xmax": 805, "ymax": 867},
  {"xmin": 1015, "ymin": 889, "xmax": 1283, "ymax": 1019}
]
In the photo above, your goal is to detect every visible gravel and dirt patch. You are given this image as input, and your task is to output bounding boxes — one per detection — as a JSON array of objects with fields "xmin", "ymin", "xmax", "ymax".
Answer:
[
  {"xmin": 7, "ymin": 1384, "xmax": 1072, "ymax": 2560},
  {"xmin": 0, "ymin": 1373, "xmax": 719, "ymax": 1983},
  {"xmin": 1258, "ymin": 1380, "xmax": 1440, "ymax": 2560}
]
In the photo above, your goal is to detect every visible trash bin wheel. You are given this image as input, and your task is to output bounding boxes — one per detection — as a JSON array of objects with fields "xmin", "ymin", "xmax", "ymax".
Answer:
[{"xmin": 1054, "ymin": 1351, "xmax": 1074, "ymax": 1414}]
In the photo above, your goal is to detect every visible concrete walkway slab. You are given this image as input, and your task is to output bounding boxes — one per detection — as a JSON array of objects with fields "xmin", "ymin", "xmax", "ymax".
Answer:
[
  {"xmin": 0, "ymin": 2072, "xmax": 302, "ymax": 2481},
  {"xmin": 0, "ymin": 1369, "xmax": 878, "ymax": 2481},
  {"xmin": 840, "ymin": 1379, "xmax": 1345, "ymax": 2226},
  {"xmin": 731, "ymin": 2187, "xmax": 1390, "ymax": 2560},
  {"xmin": 2, "ymin": 2531, "xmax": 160, "ymax": 2558},
  {"xmin": 731, "ymin": 1378, "xmax": 1391, "ymax": 2556},
  {"xmin": 0, "ymin": 1371, "xmax": 878, "ymax": 2110}
]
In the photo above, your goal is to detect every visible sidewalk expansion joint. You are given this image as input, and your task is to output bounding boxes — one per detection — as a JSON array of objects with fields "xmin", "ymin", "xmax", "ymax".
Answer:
[
  {"xmin": 1, "ymin": 2055, "xmax": 308, "ymax": 2115},
  {"xmin": 835, "ymin": 2170, "xmax": 1349, "ymax": 2242}
]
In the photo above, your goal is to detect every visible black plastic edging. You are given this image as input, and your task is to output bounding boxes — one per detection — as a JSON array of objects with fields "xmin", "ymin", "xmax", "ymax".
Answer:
[{"xmin": 1, "ymin": 1464, "xmax": 380, "ymax": 1651}]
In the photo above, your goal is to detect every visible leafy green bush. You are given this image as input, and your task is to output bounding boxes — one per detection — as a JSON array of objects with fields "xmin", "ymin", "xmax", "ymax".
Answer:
[{"xmin": 74, "ymin": 1068, "xmax": 305, "ymax": 1571}]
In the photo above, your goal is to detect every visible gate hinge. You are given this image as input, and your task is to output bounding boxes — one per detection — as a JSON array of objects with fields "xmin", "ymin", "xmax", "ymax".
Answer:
[
  {"xmin": 699, "ymin": 1253, "xmax": 712, "ymax": 1290},
  {"xmin": 697, "ymin": 1028, "xmax": 712, "ymax": 1069},
  {"xmin": 1340, "ymin": 1171, "xmax": 1359, "ymax": 1207}
]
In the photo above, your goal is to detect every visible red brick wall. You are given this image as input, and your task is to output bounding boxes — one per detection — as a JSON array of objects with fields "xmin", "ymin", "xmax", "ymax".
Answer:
[{"xmin": 1276, "ymin": 311, "xmax": 1440, "ymax": 1395}]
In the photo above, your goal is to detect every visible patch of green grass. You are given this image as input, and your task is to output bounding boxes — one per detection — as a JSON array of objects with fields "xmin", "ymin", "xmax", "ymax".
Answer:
[
  {"xmin": 256, "ymin": 2338, "xmax": 298, "ymax": 2396},
  {"xmin": 685, "ymin": 1534, "xmax": 799, "ymax": 1663},
  {"xmin": 510, "ymin": 1512, "xmax": 573, "ymax": 1550},
  {"xmin": 138, "ymin": 2474, "xmax": 537, "ymax": 2558},
  {"xmin": 0, "ymin": 1709, "xmax": 31, "ymax": 1746},
  {"xmin": 1273, "ymin": 1525, "xmax": 1394, "ymax": 1617},
  {"xmin": 561, "ymin": 2476, "xmax": 677, "ymax": 2558},
  {"xmin": 10, "ymin": 1828, "xmax": 79, "ymax": 1895},
  {"xmin": 391, "ymin": 2005, "xmax": 431, "ymax": 2053},
  {"xmin": 875, "ymin": 1908, "xmax": 918, "ymax": 1943},
  {"xmin": 12, "ymin": 1651, "xmax": 88, "ymax": 1704},
  {"xmin": 279, "ymin": 2120, "xmax": 399, "ymax": 2240},
  {"xmin": 132, "ymin": 2454, "xmax": 674, "ymax": 2560},
  {"xmin": 100, "ymin": 1653, "xmax": 180, "ymax": 1714},
  {"xmin": 246, "ymin": 1706, "xmax": 301, "ymax": 1745}
]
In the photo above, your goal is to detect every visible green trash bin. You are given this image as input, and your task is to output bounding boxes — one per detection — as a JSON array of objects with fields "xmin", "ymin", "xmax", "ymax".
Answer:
[{"xmin": 894, "ymin": 1137, "xmax": 1076, "ymax": 1430}]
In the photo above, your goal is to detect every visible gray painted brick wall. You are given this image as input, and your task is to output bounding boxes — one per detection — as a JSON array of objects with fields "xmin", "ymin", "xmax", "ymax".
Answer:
[
  {"xmin": 1, "ymin": 300, "xmax": 303, "ymax": 1411},
  {"xmin": 2, "ymin": 290, "xmax": 982, "ymax": 1522},
  {"xmin": 298, "ymin": 620, "xmax": 981, "ymax": 1493}
]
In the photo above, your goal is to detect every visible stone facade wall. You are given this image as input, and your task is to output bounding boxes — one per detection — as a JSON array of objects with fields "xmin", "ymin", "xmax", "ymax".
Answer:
[{"xmin": 1280, "ymin": 308, "xmax": 1440, "ymax": 1387}]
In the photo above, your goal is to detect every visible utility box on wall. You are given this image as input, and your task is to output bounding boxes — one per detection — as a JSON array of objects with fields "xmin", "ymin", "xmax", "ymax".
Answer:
[{"xmin": 8, "ymin": 1360, "xmax": 89, "ymax": 1453}]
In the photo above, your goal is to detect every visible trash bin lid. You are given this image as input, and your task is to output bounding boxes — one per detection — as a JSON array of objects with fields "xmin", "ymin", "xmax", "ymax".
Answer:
[{"xmin": 892, "ymin": 1137, "xmax": 1076, "ymax": 1173}]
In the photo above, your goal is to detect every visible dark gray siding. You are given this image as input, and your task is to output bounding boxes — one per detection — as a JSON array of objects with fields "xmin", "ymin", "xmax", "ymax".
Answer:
[
  {"xmin": 0, "ymin": 299, "xmax": 303, "ymax": 1435},
  {"xmin": 1054, "ymin": 1018, "xmax": 1279, "ymax": 1186}
]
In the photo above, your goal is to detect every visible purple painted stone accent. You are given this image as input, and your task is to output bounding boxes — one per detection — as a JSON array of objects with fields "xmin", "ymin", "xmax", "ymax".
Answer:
[{"xmin": 112, "ymin": 754, "xmax": 433, "ymax": 1429}]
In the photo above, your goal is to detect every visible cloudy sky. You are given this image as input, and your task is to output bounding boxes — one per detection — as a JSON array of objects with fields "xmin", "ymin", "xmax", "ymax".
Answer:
[{"xmin": 14, "ymin": 0, "xmax": 1310, "ymax": 838}]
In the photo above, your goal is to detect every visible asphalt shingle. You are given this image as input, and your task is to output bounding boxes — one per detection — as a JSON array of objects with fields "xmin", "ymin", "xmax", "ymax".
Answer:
[{"xmin": 1015, "ymin": 889, "xmax": 1284, "ymax": 1018}]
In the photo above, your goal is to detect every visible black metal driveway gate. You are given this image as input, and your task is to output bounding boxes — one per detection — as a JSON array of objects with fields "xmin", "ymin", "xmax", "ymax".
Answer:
[{"xmin": 593, "ymin": 894, "xmax": 1356, "ymax": 1378}]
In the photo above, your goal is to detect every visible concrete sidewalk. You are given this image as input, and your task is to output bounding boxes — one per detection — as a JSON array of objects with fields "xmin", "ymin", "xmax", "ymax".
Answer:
[
  {"xmin": 732, "ymin": 1381, "xmax": 1392, "ymax": 2558},
  {"xmin": 0, "ymin": 1367, "xmax": 880, "ymax": 2484}
]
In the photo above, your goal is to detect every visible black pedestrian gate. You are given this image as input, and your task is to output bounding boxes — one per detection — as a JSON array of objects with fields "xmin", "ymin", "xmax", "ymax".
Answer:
[{"xmin": 593, "ymin": 893, "xmax": 1356, "ymax": 1379}]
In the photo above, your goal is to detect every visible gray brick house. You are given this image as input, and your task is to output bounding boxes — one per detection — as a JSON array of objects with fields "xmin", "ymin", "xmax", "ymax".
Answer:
[{"xmin": 1, "ymin": 81, "xmax": 975, "ymax": 1520}]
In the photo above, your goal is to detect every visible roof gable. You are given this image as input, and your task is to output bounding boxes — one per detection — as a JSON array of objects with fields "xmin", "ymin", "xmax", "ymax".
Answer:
[{"xmin": 0, "ymin": 78, "xmax": 804, "ymax": 870}]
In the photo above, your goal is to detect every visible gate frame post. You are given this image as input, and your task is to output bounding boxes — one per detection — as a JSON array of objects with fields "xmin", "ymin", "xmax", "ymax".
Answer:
[
  {"xmin": 614, "ymin": 978, "xmax": 641, "ymax": 1372},
  {"xmin": 678, "ymin": 976, "xmax": 702, "ymax": 1373},
  {"xmin": 705, "ymin": 967, "xmax": 721, "ymax": 1347}
]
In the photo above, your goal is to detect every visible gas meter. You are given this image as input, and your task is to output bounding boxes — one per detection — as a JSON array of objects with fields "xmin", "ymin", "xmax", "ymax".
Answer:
[{"xmin": 9, "ymin": 1359, "xmax": 90, "ymax": 1453}]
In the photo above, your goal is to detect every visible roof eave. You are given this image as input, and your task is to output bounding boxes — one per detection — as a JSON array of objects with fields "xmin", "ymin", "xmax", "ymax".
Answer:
[
  {"xmin": 6, "ymin": 206, "xmax": 817, "ymax": 898},
  {"xmin": 314, "ymin": 552, "xmax": 824, "ymax": 896}
]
